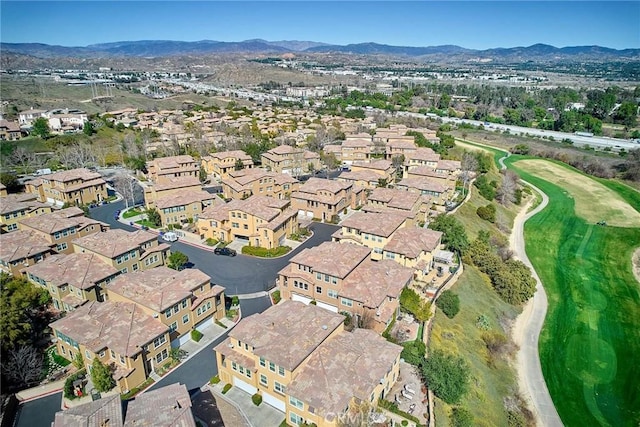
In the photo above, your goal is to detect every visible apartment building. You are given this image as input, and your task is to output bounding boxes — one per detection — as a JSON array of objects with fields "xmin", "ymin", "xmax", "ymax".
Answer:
[
  {"xmin": 197, "ymin": 195, "xmax": 298, "ymax": 249},
  {"xmin": 383, "ymin": 228, "xmax": 443, "ymax": 280},
  {"xmin": 261, "ymin": 145, "xmax": 322, "ymax": 176},
  {"xmin": 331, "ymin": 212, "xmax": 409, "ymax": 260},
  {"xmin": 52, "ymin": 383, "xmax": 196, "ymax": 427},
  {"xmin": 72, "ymin": 229, "xmax": 170, "ymax": 274},
  {"xmin": 0, "ymin": 230, "xmax": 55, "ymax": 276},
  {"xmin": 105, "ymin": 267, "xmax": 225, "ymax": 347},
  {"xmin": 0, "ymin": 120, "xmax": 22, "ymax": 140},
  {"xmin": 0, "ymin": 193, "xmax": 52, "ymax": 233},
  {"xmin": 147, "ymin": 155, "xmax": 199, "ymax": 184},
  {"xmin": 50, "ymin": 301, "xmax": 171, "ymax": 393},
  {"xmin": 221, "ymin": 168, "xmax": 299, "ymax": 201},
  {"xmin": 214, "ymin": 301, "xmax": 402, "ymax": 427},
  {"xmin": 291, "ymin": 178, "xmax": 364, "ymax": 222},
  {"xmin": 143, "ymin": 176, "xmax": 202, "ymax": 209},
  {"xmin": 24, "ymin": 253, "xmax": 119, "ymax": 312},
  {"xmin": 201, "ymin": 150, "xmax": 254, "ymax": 179},
  {"xmin": 278, "ymin": 241, "xmax": 412, "ymax": 332},
  {"xmin": 25, "ymin": 168, "xmax": 108, "ymax": 207},
  {"xmin": 18, "ymin": 207, "xmax": 109, "ymax": 254},
  {"xmin": 155, "ymin": 190, "xmax": 217, "ymax": 227},
  {"xmin": 362, "ymin": 187, "xmax": 431, "ymax": 224}
]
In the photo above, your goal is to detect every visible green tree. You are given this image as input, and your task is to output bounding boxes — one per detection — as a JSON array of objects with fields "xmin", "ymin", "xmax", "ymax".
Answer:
[
  {"xmin": 234, "ymin": 158, "xmax": 245, "ymax": 171},
  {"xmin": 438, "ymin": 93, "xmax": 451, "ymax": 110},
  {"xmin": 422, "ymin": 349, "xmax": 470, "ymax": 404},
  {"xmin": 168, "ymin": 251, "xmax": 189, "ymax": 271},
  {"xmin": 451, "ymin": 407, "xmax": 474, "ymax": 427},
  {"xmin": 429, "ymin": 214, "xmax": 469, "ymax": 254},
  {"xmin": 83, "ymin": 122, "xmax": 95, "ymax": 136},
  {"xmin": 31, "ymin": 117, "xmax": 50, "ymax": 139},
  {"xmin": 400, "ymin": 340, "xmax": 426, "ymax": 367},
  {"xmin": 199, "ymin": 166, "xmax": 208, "ymax": 183},
  {"xmin": 91, "ymin": 358, "xmax": 115, "ymax": 392},
  {"xmin": 399, "ymin": 287, "xmax": 431, "ymax": 322},
  {"xmin": 0, "ymin": 173, "xmax": 20, "ymax": 192},
  {"xmin": 436, "ymin": 290, "xmax": 460, "ymax": 318},
  {"xmin": 72, "ymin": 352, "xmax": 85, "ymax": 370},
  {"xmin": 476, "ymin": 204, "xmax": 497, "ymax": 223},
  {"xmin": 145, "ymin": 208, "xmax": 161, "ymax": 227},
  {"xmin": 0, "ymin": 273, "xmax": 51, "ymax": 352}
]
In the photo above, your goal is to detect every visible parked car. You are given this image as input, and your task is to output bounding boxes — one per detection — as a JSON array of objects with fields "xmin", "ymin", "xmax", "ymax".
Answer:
[
  {"xmin": 214, "ymin": 247, "xmax": 237, "ymax": 257},
  {"xmin": 162, "ymin": 231, "xmax": 178, "ymax": 242}
]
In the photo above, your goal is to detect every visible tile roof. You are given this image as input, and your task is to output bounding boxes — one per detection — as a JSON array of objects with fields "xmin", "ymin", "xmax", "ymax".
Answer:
[
  {"xmin": 352, "ymin": 159, "xmax": 393, "ymax": 171},
  {"xmin": 287, "ymin": 329, "xmax": 402, "ymax": 418},
  {"xmin": 406, "ymin": 147, "xmax": 440, "ymax": 163},
  {"xmin": 152, "ymin": 176, "xmax": 201, "ymax": 192},
  {"xmin": 209, "ymin": 150, "xmax": 253, "ymax": 161},
  {"xmin": 0, "ymin": 193, "xmax": 49, "ymax": 215},
  {"xmin": 384, "ymin": 228, "xmax": 443, "ymax": 258},
  {"xmin": 0, "ymin": 229, "xmax": 52, "ymax": 262},
  {"xmin": 339, "ymin": 211, "xmax": 407, "ymax": 237},
  {"xmin": 73, "ymin": 229, "xmax": 158, "ymax": 258},
  {"xmin": 340, "ymin": 259, "xmax": 413, "ymax": 308},
  {"xmin": 221, "ymin": 301, "xmax": 344, "ymax": 371},
  {"xmin": 291, "ymin": 178, "xmax": 352, "ymax": 205},
  {"xmin": 155, "ymin": 190, "xmax": 215, "ymax": 210},
  {"xmin": 34, "ymin": 168, "xmax": 103, "ymax": 183},
  {"xmin": 50, "ymin": 301, "xmax": 168, "ymax": 356},
  {"xmin": 337, "ymin": 170, "xmax": 383, "ymax": 184},
  {"xmin": 287, "ymin": 241, "xmax": 370, "ymax": 278},
  {"xmin": 407, "ymin": 166, "xmax": 446, "ymax": 179},
  {"xmin": 52, "ymin": 394, "xmax": 123, "ymax": 427},
  {"xmin": 107, "ymin": 266, "xmax": 214, "ymax": 312},
  {"xmin": 397, "ymin": 177, "xmax": 448, "ymax": 194},
  {"xmin": 367, "ymin": 188, "xmax": 422, "ymax": 210},
  {"xmin": 25, "ymin": 253, "xmax": 119, "ymax": 289},
  {"xmin": 437, "ymin": 159, "xmax": 462, "ymax": 171},
  {"xmin": 19, "ymin": 209, "xmax": 106, "ymax": 235},
  {"xmin": 124, "ymin": 382, "xmax": 196, "ymax": 427}
]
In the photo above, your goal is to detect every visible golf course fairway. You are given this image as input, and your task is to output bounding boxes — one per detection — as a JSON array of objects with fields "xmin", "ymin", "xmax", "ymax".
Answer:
[{"xmin": 508, "ymin": 157, "xmax": 640, "ymax": 427}]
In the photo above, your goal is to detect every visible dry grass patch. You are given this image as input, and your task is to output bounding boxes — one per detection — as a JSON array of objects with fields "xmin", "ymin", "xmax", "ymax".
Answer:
[{"xmin": 516, "ymin": 159, "xmax": 640, "ymax": 227}]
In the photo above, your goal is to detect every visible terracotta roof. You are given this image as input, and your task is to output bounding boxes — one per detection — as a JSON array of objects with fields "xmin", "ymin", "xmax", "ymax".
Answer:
[
  {"xmin": 340, "ymin": 259, "xmax": 413, "ymax": 307},
  {"xmin": 35, "ymin": 168, "xmax": 103, "ymax": 183},
  {"xmin": 367, "ymin": 188, "xmax": 422, "ymax": 211},
  {"xmin": 352, "ymin": 159, "xmax": 393, "ymax": 171},
  {"xmin": 287, "ymin": 241, "xmax": 369, "ymax": 278},
  {"xmin": 52, "ymin": 394, "xmax": 123, "ymax": 427},
  {"xmin": 25, "ymin": 253, "xmax": 119, "ymax": 289},
  {"xmin": 73, "ymin": 229, "xmax": 158, "ymax": 258},
  {"xmin": 0, "ymin": 229, "xmax": 52, "ymax": 263},
  {"xmin": 0, "ymin": 193, "xmax": 49, "ymax": 215},
  {"xmin": 152, "ymin": 176, "xmax": 201, "ymax": 192},
  {"xmin": 384, "ymin": 228, "xmax": 443, "ymax": 258},
  {"xmin": 19, "ymin": 209, "xmax": 107, "ymax": 235},
  {"xmin": 406, "ymin": 147, "xmax": 440, "ymax": 163},
  {"xmin": 397, "ymin": 177, "xmax": 448, "ymax": 194},
  {"xmin": 339, "ymin": 211, "xmax": 407, "ymax": 237},
  {"xmin": 123, "ymin": 383, "xmax": 196, "ymax": 427},
  {"xmin": 155, "ymin": 190, "xmax": 215, "ymax": 210}
]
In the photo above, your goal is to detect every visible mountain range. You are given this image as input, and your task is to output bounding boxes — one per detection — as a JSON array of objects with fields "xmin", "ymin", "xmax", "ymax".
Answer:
[{"xmin": 1, "ymin": 39, "xmax": 638, "ymax": 62}]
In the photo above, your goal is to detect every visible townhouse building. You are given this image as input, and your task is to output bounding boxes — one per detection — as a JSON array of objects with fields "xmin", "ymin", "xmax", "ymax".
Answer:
[
  {"xmin": 362, "ymin": 187, "xmax": 431, "ymax": 225},
  {"xmin": 331, "ymin": 212, "xmax": 409, "ymax": 260},
  {"xmin": 291, "ymin": 178, "xmax": 364, "ymax": 222},
  {"xmin": 403, "ymin": 147, "xmax": 441, "ymax": 172},
  {"xmin": 336, "ymin": 169, "xmax": 383, "ymax": 190},
  {"xmin": 0, "ymin": 120, "xmax": 22, "ymax": 140},
  {"xmin": 338, "ymin": 135, "xmax": 375, "ymax": 164},
  {"xmin": 406, "ymin": 166, "xmax": 453, "ymax": 188},
  {"xmin": 261, "ymin": 145, "xmax": 322, "ymax": 176},
  {"xmin": 18, "ymin": 108, "xmax": 48, "ymax": 126},
  {"xmin": 143, "ymin": 176, "xmax": 202, "ymax": 210},
  {"xmin": 105, "ymin": 267, "xmax": 225, "ymax": 347},
  {"xmin": 396, "ymin": 177, "xmax": 450, "ymax": 205},
  {"xmin": 18, "ymin": 207, "xmax": 109, "ymax": 254},
  {"xmin": 24, "ymin": 253, "xmax": 120, "ymax": 312},
  {"xmin": 72, "ymin": 229, "xmax": 170, "ymax": 274},
  {"xmin": 337, "ymin": 159, "xmax": 396, "ymax": 189},
  {"xmin": 0, "ymin": 193, "xmax": 52, "ymax": 233},
  {"xmin": 201, "ymin": 150, "xmax": 254, "ymax": 179},
  {"xmin": 277, "ymin": 241, "xmax": 412, "ymax": 332},
  {"xmin": 382, "ymin": 228, "xmax": 443, "ymax": 280},
  {"xmin": 385, "ymin": 137, "xmax": 418, "ymax": 160},
  {"xmin": 155, "ymin": 190, "xmax": 218, "ymax": 227},
  {"xmin": 52, "ymin": 383, "xmax": 196, "ymax": 427},
  {"xmin": 25, "ymin": 168, "xmax": 108, "ymax": 207},
  {"xmin": 0, "ymin": 183, "xmax": 6, "ymax": 197},
  {"xmin": 147, "ymin": 155, "xmax": 199, "ymax": 184},
  {"xmin": 50, "ymin": 301, "xmax": 171, "ymax": 393},
  {"xmin": 214, "ymin": 301, "xmax": 402, "ymax": 427},
  {"xmin": 0, "ymin": 230, "xmax": 55, "ymax": 277},
  {"xmin": 221, "ymin": 168, "xmax": 299, "ymax": 201},
  {"xmin": 197, "ymin": 195, "xmax": 298, "ymax": 249}
]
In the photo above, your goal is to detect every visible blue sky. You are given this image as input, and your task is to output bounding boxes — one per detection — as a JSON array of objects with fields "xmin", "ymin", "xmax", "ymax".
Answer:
[{"xmin": 1, "ymin": 1, "xmax": 638, "ymax": 49}]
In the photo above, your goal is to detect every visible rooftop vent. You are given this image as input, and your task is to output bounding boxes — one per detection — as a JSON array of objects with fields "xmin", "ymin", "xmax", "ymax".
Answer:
[{"xmin": 321, "ymin": 325, "xmax": 328, "ymax": 330}]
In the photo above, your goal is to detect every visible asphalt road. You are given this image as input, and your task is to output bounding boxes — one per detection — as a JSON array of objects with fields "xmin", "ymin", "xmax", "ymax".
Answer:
[
  {"xmin": 89, "ymin": 200, "xmax": 338, "ymax": 295},
  {"xmin": 14, "ymin": 392, "xmax": 62, "ymax": 427}
]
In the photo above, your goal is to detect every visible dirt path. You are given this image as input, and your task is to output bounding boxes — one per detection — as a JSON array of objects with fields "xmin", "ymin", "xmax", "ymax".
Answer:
[{"xmin": 509, "ymin": 180, "xmax": 563, "ymax": 427}]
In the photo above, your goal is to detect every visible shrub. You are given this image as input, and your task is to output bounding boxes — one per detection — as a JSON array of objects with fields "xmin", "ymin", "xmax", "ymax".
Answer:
[
  {"xmin": 436, "ymin": 290, "xmax": 460, "ymax": 318},
  {"xmin": 64, "ymin": 369, "xmax": 86, "ymax": 399},
  {"xmin": 422, "ymin": 350, "xmax": 470, "ymax": 404},
  {"xmin": 205, "ymin": 238, "xmax": 218, "ymax": 246},
  {"xmin": 451, "ymin": 407, "xmax": 474, "ymax": 427},
  {"xmin": 476, "ymin": 204, "xmax": 496, "ymax": 223},
  {"xmin": 400, "ymin": 288, "xmax": 431, "ymax": 322},
  {"xmin": 241, "ymin": 245, "xmax": 291, "ymax": 257},
  {"xmin": 271, "ymin": 290, "xmax": 281, "ymax": 304},
  {"xmin": 474, "ymin": 175, "xmax": 497, "ymax": 200},
  {"xmin": 231, "ymin": 296, "xmax": 240, "ymax": 306},
  {"xmin": 507, "ymin": 410, "xmax": 527, "ymax": 427},
  {"xmin": 252, "ymin": 393, "xmax": 262, "ymax": 406},
  {"xmin": 191, "ymin": 329, "xmax": 203, "ymax": 342},
  {"xmin": 210, "ymin": 375, "xmax": 220, "ymax": 384},
  {"xmin": 222, "ymin": 383, "xmax": 232, "ymax": 394},
  {"xmin": 401, "ymin": 340, "xmax": 426, "ymax": 367},
  {"xmin": 310, "ymin": 300, "xmax": 317, "ymax": 305},
  {"xmin": 377, "ymin": 399, "xmax": 421, "ymax": 425}
]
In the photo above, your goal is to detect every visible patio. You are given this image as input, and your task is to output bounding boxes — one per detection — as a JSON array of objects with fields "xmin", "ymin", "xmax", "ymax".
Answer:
[{"xmin": 386, "ymin": 361, "xmax": 429, "ymax": 425}]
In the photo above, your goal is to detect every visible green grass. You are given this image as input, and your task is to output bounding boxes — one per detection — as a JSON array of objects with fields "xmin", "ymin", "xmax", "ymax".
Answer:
[
  {"xmin": 430, "ymin": 267, "xmax": 521, "ymax": 427},
  {"xmin": 507, "ymin": 156, "xmax": 640, "ymax": 427},
  {"xmin": 135, "ymin": 219, "xmax": 159, "ymax": 229},
  {"xmin": 123, "ymin": 208, "xmax": 143, "ymax": 219},
  {"xmin": 241, "ymin": 245, "xmax": 291, "ymax": 257}
]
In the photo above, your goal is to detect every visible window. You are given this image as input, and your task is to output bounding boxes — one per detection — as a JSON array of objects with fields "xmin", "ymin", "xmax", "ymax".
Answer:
[
  {"xmin": 324, "ymin": 274, "xmax": 329, "ymax": 282},
  {"xmin": 99, "ymin": 350, "xmax": 106, "ymax": 358},
  {"xmin": 259, "ymin": 357, "xmax": 266, "ymax": 367},
  {"xmin": 246, "ymin": 370, "xmax": 252, "ymax": 378},
  {"xmin": 274, "ymin": 381, "xmax": 286, "ymax": 394},
  {"xmin": 341, "ymin": 298, "xmax": 353, "ymax": 307},
  {"xmin": 120, "ymin": 267, "xmax": 128, "ymax": 274},
  {"xmin": 169, "ymin": 322, "xmax": 177, "ymax": 332},
  {"xmin": 7, "ymin": 223, "xmax": 17, "ymax": 231},
  {"xmin": 269, "ymin": 362, "xmax": 276, "ymax": 372},
  {"xmin": 153, "ymin": 335, "xmax": 166, "ymax": 348},
  {"xmin": 289, "ymin": 412, "xmax": 303, "ymax": 425},
  {"xmin": 232, "ymin": 222, "xmax": 239, "ymax": 228},
  {"xmin": 328, "ymin": 289, "xmax": 338, "ymax": 299},
  {"xmin": 156, "ymin": 348, "xmax": 168, "ymax": 363},
  {"xmin": 85, "ymin": 350, "xmax": 92, "ymax": 359},
  {"xmin": 165, "ymin": 309, "xmax": 172, "ymax": 318},
  {"xmin": 289, "ymin": 396, "xmax": 304, "ymax": 409},
  {"xmin": 182, "ymin": 314, "xmax": 189, "ymax": 324},
  {"xmin": 181, "ymin": 300, "xmax": 188, "ymax": 309},
  {"xmin": 316, "ymin": 272, "xmax": 322, "ymax": 280},
  {"xmin": 119, "ymin": 355, "xmax": 125, "ymax": 365},
  {"xmin": 278, "ymin": 366, "xmax": 285, "ymax": 376},
  {"xmin": 260, "ymin": 374, "xmax": 268, "ymax": 386},
  {"xmin": 243, "ymin": 224, "xmax": 248, "ymax": 230},
  {"xmin": 232, "ymin": 361, "xmax": 237, "ymax": 371},
  {"xmin": 132, "ymin": 263, "xmax": 139, "ymax": 271},
  {"xmin": 56, "ymin": 242, "xmax": 68, "ymax": 252},
  {"xmin": 316, "ymin": 286, "xmax": 322, "ymax": 294},
  {"xmin": 110, "ymin": 350, "xmax": 116, "ymax": 358}
]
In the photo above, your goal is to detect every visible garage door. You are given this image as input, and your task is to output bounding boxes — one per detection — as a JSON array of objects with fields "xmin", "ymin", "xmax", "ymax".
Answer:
[
  {"xmin": 171, "ymin": 333, "xmax": 191, "ymax": 348},
  {"xmin": 291, "ymin": 294, "xmax": 313, "ymax": 305},
  {"xmin": 233, "ymin": 377, "xmax": 257, "ymax": 395},
  {"xmin": 297, "ymin": 210, "xmax": 313, "ymax": 218},
  {"xmin": 317, "ymin": 301, "xmax": 338, "ymax": 313},
  {"xmin": 194, "ymin": 316, "xmax": 213, "ymax": 333},
  {"xmin": 262, "ymin": 391, "xmax": 286, "ymax": 412}
]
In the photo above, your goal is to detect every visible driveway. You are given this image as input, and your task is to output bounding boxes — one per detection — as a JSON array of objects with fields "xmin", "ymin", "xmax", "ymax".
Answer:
[
  {"xmin": 14, "ymin": 392, "xmax": 62, "ymax": 427},
  {"xmin": 89, "ymin": 200, "xmax": 338, "ymax": 295}
]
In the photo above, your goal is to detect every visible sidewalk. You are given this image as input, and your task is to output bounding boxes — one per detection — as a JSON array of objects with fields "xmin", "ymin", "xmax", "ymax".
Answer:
[
  {"xmin": 15, "ymin": 379, "xmax": 66, "ymax": 403},
  {"xmin": 208, "ymin": 382, "xmax": 284, "ymax": 427}
]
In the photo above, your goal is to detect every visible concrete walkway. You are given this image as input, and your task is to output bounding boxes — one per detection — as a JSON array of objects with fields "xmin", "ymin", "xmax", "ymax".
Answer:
[
  {"xmin": 16, "ymin": 379, "xmax": 66, "ymax": 403},
  {"xmin": 208, "ymin": 382, "xmax": 284, "ymax": 427}
]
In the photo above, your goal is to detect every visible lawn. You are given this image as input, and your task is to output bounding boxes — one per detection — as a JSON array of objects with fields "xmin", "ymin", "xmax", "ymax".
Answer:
[
  {"xmin": 507, "ymin": 156, "xmax": 640, "ymax": 427},
  {"xmin": 123, "ymin": 208, "xmax": 143, "ymax": 219},
  {"xmin": 430, "ymin": 267, "xmax": 521, "ymax": 427}
]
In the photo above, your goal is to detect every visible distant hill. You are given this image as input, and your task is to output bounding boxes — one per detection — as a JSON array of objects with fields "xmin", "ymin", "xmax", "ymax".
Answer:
[{"xmin": 1, "ymin": 40, "xmax": 638, "ymax": 62}]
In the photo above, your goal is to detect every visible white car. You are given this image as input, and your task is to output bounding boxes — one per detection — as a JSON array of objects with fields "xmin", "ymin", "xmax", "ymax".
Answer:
[{"xmin": 162, "ymin": 232, "xmax": 178, "ymax": 242}]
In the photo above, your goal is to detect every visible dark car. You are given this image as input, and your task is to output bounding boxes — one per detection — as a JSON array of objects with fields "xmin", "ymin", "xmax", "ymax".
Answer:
[{"xmin": 214, "ymin": 247, "xmax": 237, "ymax": 257}]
